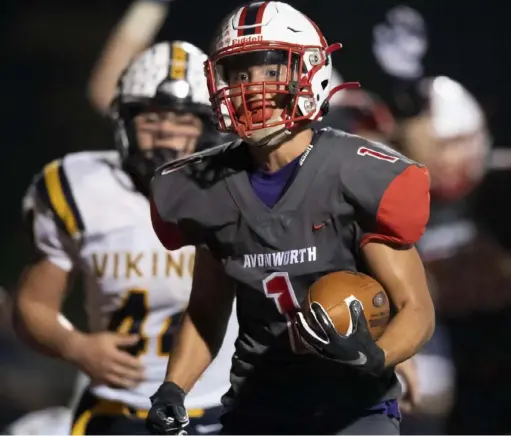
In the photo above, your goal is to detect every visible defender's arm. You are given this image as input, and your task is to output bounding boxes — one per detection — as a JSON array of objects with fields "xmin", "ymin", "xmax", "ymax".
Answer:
[
  {"xmin": 15, "ymin": 179, "xmax": 143, "ymax": 387},
  {"xmin": 14, "ymin": 258, "xmax": 77, "ymax": 358},
  {"xmin": 13, "ymin": 183, "xmax": 82, "ymax": 359},
  {"xmin": 15, "ymin": 260, "xmax": 143, "ymax": 388}
]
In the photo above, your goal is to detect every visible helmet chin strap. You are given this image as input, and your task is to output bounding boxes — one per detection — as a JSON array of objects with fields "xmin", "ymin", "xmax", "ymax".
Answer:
[
  {"xmin": 237, "ymin": 96, "xmax": 299, "ymax": 147},
  {"xmin": 246, "ymin": 126, "xmax": 292, "ymax": 148}
]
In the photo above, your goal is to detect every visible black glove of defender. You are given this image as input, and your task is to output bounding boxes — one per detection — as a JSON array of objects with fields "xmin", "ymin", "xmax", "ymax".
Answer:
[{"xmin": 146, "ymin": 382, "xmax": 189, "ymax": 435}]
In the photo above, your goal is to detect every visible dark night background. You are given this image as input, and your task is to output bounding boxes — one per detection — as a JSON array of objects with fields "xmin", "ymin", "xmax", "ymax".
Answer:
[{"xmin": 0, "ymin": 0, "xmax": 509, "ymax": 429}]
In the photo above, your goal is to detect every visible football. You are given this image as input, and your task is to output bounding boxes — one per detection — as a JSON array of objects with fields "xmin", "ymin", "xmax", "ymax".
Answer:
[{"xmin": 303, "ymin": 271, "xmax": 390, "ymax": 340}]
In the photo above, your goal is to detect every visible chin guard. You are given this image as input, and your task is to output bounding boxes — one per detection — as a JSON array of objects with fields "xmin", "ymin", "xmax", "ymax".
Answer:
[{"xmin": 123, "ymin": 148, "xmax": 179, "ymax": 197}]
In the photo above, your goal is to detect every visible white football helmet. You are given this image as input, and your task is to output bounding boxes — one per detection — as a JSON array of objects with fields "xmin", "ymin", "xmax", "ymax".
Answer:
[
  {"xmin": 110, "ymin": 41, "xmax": 223, "ymax": 195},
  {"xmin": 112, "ymin": 41, "xmax": 210, "ymax": 113},
  {"xmin": 425, "ymin": 76, "xmax": 486, "ymax": 140},
  {"xmin": 205, "ymin": 1, "xmax": 354, "ymax": 145},
  {"xmin": 402, "ymin": 75, "xmax": 490, "ymax": 200},
  {"xmin": 427, "ymin": 76, "xmax": 490, "ymax": 199}
]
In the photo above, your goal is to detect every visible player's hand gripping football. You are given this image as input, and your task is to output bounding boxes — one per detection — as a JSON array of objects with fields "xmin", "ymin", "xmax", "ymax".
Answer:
[
  {"xmin": 296, "ymin": 300, "xmax": 386, "ymax": 375},
  {"xmin": 146, "ymin": 382, "xmax": 189, "ymax": 435}
]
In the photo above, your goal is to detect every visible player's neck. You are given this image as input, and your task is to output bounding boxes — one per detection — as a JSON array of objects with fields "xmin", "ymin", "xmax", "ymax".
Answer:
[{"xmin": 249, "ymin": 128, "xmax": 313, "ymax": 172}]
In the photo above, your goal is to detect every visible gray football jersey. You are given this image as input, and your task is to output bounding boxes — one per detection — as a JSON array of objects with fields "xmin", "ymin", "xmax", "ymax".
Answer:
[{"xmin": 151, "ymin": 127, "xmax": 430, "ymax": 415}]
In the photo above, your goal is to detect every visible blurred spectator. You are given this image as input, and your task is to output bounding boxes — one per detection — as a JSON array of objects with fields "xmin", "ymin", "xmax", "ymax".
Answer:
[
  {"xmin": 319, "ymin": 68, "xmax": 397, "ymax": 144},
  {"xmin": 88, "ymin": 0, "xmax": 173, "ymax": 113},
  {"xmin": 394, "ymin": 74, "xmax": 511, "ymax": 434}
]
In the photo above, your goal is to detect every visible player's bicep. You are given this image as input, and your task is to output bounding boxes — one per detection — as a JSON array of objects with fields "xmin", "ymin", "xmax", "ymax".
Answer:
[
  {"xmin": 362, "ymin": 243, "xmax": 433, "ymax": 313},
  {"xmin": 16, "ymin": 258, "xmax": 70, "ymax": 309},
  {"xmin": 26, "ymin": 198, "xmax": 75, "ymax": 272},
  {"xmin": 15, "ymin": 183, "xmax": 76, "ymax": 328},
  {"xmin": 13, "ymin": 257, "xmax": 72, "ymax": 361}
]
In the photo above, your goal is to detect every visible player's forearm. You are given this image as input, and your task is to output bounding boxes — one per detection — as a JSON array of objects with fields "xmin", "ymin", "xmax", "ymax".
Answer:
[
  {"xmin": 376, "ymin": 299, "xmax": 434, "ymax": 367},
  {"xmin": 164, "ymin": 246, "xmax": 235, "ymax": 391},
  {"xmin": 363, "ymin": 243, "xmax": 435, "ymax": 367},
  {"xmin": 88, "ymin": 0, "xmax": 170, "ymax": 112},
  {"xmin": 165, "ymin": 306, "xmax": 231, "ymax": 392},
  {"xmin": 164, "ymin": 312, "xmax": 214, "ymax": 392},
  {"xmin": 13, "ymin": 302, "xmax": 85, "ymax": 360}
]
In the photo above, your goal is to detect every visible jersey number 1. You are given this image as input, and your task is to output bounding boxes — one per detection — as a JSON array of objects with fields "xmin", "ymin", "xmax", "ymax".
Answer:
[
  {"xmin": 357, "ymin": 146, "xmax": 399, "ymax": 163},
  {"xmin": 263, "ymin": 272, "xmax": 305, "ymax": 353}
]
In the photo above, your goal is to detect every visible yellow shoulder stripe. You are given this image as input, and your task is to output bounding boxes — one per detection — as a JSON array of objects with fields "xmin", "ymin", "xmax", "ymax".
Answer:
[{"xmin": 42, "ymin": 159, "xmax": 84, "ymax": 236}]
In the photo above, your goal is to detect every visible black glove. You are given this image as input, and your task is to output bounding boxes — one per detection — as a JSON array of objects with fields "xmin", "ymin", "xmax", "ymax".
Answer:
[
  {"xmin": 146, "ymin": 382, "xmax": 189, "ymax": 435},
  {"xmin": 296, "ymin": 299, "xmax": 386, "ymax": 375}
]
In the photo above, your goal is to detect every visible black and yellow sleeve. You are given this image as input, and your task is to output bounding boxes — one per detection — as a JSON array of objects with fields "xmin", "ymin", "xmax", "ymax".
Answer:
[{"xmin": 35, "ymin": 159, "xmax": 85, "ymax": 237}]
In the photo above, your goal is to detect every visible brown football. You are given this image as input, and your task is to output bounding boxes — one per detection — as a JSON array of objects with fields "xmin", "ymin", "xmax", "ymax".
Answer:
[{"xmin": 303, "ymin": 271, "xmax": 390, "ymax": 340}]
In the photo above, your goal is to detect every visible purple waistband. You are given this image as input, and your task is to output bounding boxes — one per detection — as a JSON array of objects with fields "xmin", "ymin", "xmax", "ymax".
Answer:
[{"xmin": 368, "ymin": 399, "xmax": 401, "ymax": 420}]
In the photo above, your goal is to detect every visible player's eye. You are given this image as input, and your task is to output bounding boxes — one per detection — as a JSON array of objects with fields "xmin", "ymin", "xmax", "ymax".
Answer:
[
  {"xmin": 144, "ymin": 113, "xmax": 159, "ymax": 123},
  {"xmin": 237, "ymin": 72, "xmax": 249, "ymax": 82},
  {"xmin": 265, "ymin": 69, "xmax": 278, "ymax": 79},
  {"xmin": 227, "ymin": 71, "xmax": 249, "ymax": 84}
]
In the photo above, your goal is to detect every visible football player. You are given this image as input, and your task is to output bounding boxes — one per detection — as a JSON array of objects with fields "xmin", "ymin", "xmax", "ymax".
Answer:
[
  {"xmin": 146, "ymin": 2, "xmax": 434, "ymax": 435},
  {"xmin": 13, "ymin": 41, "xmax": 237, "ymax": 435},
  {"xmin": 319, "ymin": 70, "xmax": 424, "ymax": 416},
  {"xmin": 397, "ymin": 75, "xmax": 495, "ymax": 434}
]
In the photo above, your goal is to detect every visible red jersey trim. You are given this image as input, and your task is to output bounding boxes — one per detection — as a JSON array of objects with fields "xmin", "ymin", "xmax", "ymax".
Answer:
[
  {"xmin": 361, "ymin": 165, "xmax": 430, "ymax": 247},
  {"xmin": 150, "ymin": 197, "xmax": 183, "ymax": 251}
]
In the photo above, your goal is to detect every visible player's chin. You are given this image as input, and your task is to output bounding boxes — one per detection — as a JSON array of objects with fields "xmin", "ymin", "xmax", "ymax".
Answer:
[
  {"xmin": 153, "ymin": 141, "xmax": 189, "ymax": 153},
  {"xmin": 243, "ymin": 124, "xmax": 290, "ymax": 148}
]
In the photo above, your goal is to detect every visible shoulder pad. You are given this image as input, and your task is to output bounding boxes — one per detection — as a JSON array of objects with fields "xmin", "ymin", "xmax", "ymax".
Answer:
[
  {"xmin": 32, "ymin": 157, "xmax": 85, "ymax": 238},
  {"xmin": 320, "ymin": 128, "xmax": 430, "ymax": 246},
  {"xmin": 324, "ymin": 127, "xmax": 420, "ymax": 166},
  {"xmin": 155, "ymin": 139, "xmax": 242, "ymax": 177},
  {"xmin": 30, "ymin": 151, "xmax": 120, "ymax": 238}
]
